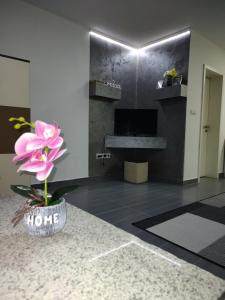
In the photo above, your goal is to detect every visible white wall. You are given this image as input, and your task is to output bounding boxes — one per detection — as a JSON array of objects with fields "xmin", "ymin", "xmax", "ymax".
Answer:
[
  {"xmin": 0, "ymin": 0, "xmax": 89, "ymax": 182},
  {"xmin": 183, "ymin": 31, "xmax": 225, "ymax": 180}
]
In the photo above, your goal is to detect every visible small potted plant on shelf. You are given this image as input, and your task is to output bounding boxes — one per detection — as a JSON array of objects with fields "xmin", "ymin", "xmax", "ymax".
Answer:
[
  {"xmin": 163, "ymin": 67, "xmax": 182, "ymax": 87},
  {"xmin": 9, "ymin": 117, "xmax": 77, "ymax": 237}
]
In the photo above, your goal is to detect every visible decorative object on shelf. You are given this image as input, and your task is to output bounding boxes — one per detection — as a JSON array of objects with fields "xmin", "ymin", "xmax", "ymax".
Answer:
[
  {"xmin": 89, "ymin": 80, "xmax": 121, "ymax": 101},
  {"xmin": 163, "ymin": 67, "xmax": 178, "ymax": 87},
  {"xmin": 154, "ymin": 84, "xmax": 187, "ymax": 101},
  {"xmin": 157, "ymin": 68, "xmax": 183, "ymax": 88},
  {"xmin": 9, "ymin": 117, "xmax": 78, "ymax": 237},
  {"xmin": 157, "ymin": 80, "xmax": 164, "ymax": 89},
  {"xmin": 105, "ymin": 80, "xmax": 121, "ymax": 90},
  {"xmin": 173, "ymin": 74, "xmax": 183, "ymax": 86}
]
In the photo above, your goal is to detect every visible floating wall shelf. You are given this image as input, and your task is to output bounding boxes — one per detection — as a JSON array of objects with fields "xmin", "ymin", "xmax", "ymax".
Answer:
[
  {"xmin": 89, "ymin": 80, "xmax": 121, "ymax": 101},
  {"xmin": 154, "ymin": 84, "xmax": 187, "ymax": 101},
  {"xmin": 105, "ymin": 135, "xmax": 167, "ymax": 149}
]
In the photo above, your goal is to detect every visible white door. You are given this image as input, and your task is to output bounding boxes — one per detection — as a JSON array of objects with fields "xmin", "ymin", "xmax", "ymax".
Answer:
[
  {"xmin": 200, "ymin": 77, "xmax": 210, "ymax": 177},
  {"xmin": 0, "ymin": 56, "xmax": 30, "ymax": 197}
]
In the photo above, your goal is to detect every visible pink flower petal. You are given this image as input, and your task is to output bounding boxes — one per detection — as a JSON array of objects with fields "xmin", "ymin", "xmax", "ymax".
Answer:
[
  {"xmin": 54, "ymin": 148, "xmax": 67, "ymax": 160},
  {"xmin": 48, "ymin": 148, "xmax": 67, "ymax": 162},
  {"xmin": 48, "ymin": 136, "xmax": 63, "ymax": 149},
  {"xmin": 15, "ymin": 133, "xmax": 38, "ymax": 155},
  {"xmin": 36, "ymin": 162, "xmax": 54, "ymax": 181},
  {"xmin": 35, "ymin": 120, "xmax": 48, "ymax": 137},
  {"xmin": 30, "ymin": 150, "xmax": 43, "ymax": 161},
  {"xmin": 25, "ymin": 138, "xmax": 46, "ymax": 152},
  {"xmin": 18, "ymin": 160, "xmax": 46, "ymax": 173},
  {"xmin": 48, "ymin": 148, "xmax": 60, "ymax": 161},
  {"xmin": 35, "ymin": 120, "xmax": 60, "ymax": 140},
  {"xmin": 13, "ymin": 152, "xmax": 33, "ymax": 162}
]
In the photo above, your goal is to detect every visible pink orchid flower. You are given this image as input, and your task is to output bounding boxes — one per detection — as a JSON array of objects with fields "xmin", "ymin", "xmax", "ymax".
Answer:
[
  {"xmin": 13, "ymin": 121, "xmax": 63, "ymax": 162},
  {"xmin": 17, "ymin": 147, "xmax": 67, "ymax": 181},
  {"xmin": 35, "ymin": 120, "xmax": 63, "ymax": 149}
]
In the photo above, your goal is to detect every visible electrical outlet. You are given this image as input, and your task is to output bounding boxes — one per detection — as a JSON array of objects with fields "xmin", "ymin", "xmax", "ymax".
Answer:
[
  {"xmin": 103, "ymin": 153, "xmax": 111, "ymax": 159},
  {"xmin": 96, "ymin": 153, "xmax": 104, "ymax": 159},
  {"xmin": 96, "ymin": 153, "xmax": 111, "ymax": 159}
]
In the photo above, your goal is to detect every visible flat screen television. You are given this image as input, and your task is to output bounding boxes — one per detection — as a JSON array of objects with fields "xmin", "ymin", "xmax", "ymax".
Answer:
[{"xmin": 114, "ymin": 109, "xmax": 158, "ymax": 136}]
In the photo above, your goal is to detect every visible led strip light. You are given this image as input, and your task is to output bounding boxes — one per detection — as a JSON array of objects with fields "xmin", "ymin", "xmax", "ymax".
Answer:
[
  {"xmin": 89, "ymin": 31, "xmax": 137, "ymax": 52},
  {"xmin": 140, "ymin": 30, "xmax": 191, "ymax": 51},
  {"xmin": 90, "ymin": 30, "xmax": 191, "ymax": 54}
]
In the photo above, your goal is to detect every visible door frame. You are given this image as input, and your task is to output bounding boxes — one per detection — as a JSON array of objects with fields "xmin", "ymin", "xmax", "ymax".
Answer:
[{"xmin": 197, "ymin": 64, "xmax": 223, "ymax": 182}]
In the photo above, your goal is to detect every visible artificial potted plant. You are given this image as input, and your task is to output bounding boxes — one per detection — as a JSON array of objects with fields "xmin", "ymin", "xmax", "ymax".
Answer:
[
  {"xmin": 163, "ymin": 67, "xmax": 182, "ymax": 87},
  {"xmin": 9, "ymin": 117, "xmax": 77, "ymax": 237}
]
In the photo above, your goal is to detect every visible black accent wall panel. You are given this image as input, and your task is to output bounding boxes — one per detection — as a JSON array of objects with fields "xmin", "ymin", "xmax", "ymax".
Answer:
[
  {"xmin": 89, "ymin": 34, "xmax": 190, "ymax": 182},
  {"xmin": 89, "ymin": 37, "xmax": 137, "ymax": 177},
  {"xmin": 138, "ymin": 37, "xmax": 189, "ymax": 108},
  {"xmin": 137, "ymin": 36, "xmax": 190, "ymax": 182}
]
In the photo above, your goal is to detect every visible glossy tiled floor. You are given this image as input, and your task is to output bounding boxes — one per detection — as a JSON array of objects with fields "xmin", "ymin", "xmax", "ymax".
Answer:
[{"xmin": 52, "ymin": 177, "xmax": 225, "ymax": 279}]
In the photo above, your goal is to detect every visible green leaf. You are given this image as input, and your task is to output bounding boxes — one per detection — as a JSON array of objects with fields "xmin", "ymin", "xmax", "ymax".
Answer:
[
  {"xmin": 10, "ymin": 185, "xmax": 35, "ymax": 199},
  {"xmin": 48, "ymin": 198, "xmax": 62, "ymax": 206},
  {"xmin": 51, "ymin": 185, "xmax": 79, "ymax": 201},
  {"xmin": 30, "ymin": 200, "xmax": 44, "ymax": 206}
]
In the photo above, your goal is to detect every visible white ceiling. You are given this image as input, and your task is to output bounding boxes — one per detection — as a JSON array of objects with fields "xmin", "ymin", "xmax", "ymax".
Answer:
[{"xmin": 22, "ymin": 0, "xmax": 225, "ymax": 49}]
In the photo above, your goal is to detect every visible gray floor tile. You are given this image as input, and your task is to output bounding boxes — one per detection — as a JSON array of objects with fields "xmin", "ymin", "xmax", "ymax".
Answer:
[
  {"xmin": 201, "ymin": 193, "xmax": 225, "ymax": 208},
  {"xmin": 199, "ymin": 235, "xmax": 225, "ymax": 267},
  {"xmin": 135, "ymin": 231, "xmax": 168, "ymax": 247},
  {"xmin": 96, "ymin": 207, "xmax": 149, "ymax": 225},
  {"xmin": 161, "ymin": 243, "xmax": 200, "ymax": 264}
]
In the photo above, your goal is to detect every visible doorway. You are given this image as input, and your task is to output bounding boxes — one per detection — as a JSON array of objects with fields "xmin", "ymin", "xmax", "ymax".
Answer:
[
  {"xmin": 0, "ymin": 55, "xmax": 30, "ymax": 196},
  {"xmin": 198, "ymin": 65, "xmax": 223, "ymax": 181}
]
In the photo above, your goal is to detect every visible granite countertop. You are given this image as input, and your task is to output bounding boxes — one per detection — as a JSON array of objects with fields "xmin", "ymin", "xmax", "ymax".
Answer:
[{"xmin": 0, "ymin": 196, "xmax": 225, "ymax": 300}]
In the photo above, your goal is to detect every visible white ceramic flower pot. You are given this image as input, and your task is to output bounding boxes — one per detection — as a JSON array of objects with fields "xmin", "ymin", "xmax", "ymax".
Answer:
[{"xmin": 23, "ymin": 198, "xmax": 66, "ymax": 237}]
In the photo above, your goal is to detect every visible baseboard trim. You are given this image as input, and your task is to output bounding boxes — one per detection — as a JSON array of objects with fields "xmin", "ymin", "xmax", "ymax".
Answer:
[
  {"xmin": 153, "ymin": 179, "xmax": 184, "ymax": 185},
  {"xmin": 182, "ymin": 178, "xmax": 198, "ymax": 185},
  {"xmin": 150, "ymin": 175, "xmax": 198, "ymax": 185}
]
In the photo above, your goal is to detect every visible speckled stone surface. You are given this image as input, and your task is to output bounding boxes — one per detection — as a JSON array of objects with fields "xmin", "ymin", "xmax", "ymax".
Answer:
[
  {"xmin": 1, "ymin": 196, "xmax": 225, "ymax": 300},
  {"xmin": 105, "ymin": 135, "xmax": 167, "ymax": 149}
]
